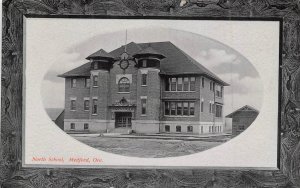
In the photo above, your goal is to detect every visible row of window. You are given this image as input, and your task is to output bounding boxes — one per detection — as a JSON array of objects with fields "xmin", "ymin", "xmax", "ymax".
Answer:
[
  {"xmin": 71, "ymin": 78, "xmax": 91, "ymax": 88},
  {"xmin": 165, "ymin": 77, "xmax": 196, "ymax": 91},
  {"xmin": 71, "ymin": 97, "xmax": 147, "ymax": 116},
  {"xmin": 71, "ymin": 74, "xmax": 148, "ymax": 91},
  {"xmin": 164, "ymin": 125, "xmax": 222, "ymax": 133},
  {"xmin": 70, "ymin": 123, "xmax": 89, "ymax": 130},
  {"xmin": 70, "ymin": 99, "xmax": 98, "ymax": 114},
  {"xmin": 164, "ymin": 101, "xmax": 195, "ymax": 116}
]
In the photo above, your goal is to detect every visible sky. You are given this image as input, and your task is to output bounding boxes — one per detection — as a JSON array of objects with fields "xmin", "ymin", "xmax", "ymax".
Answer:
[{"xmin": 36, "ymin": 19, "xmax": 263, "ymax": 116}]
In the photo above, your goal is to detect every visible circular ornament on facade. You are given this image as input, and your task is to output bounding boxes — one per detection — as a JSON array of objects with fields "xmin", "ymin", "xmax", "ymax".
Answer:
[{"xmin": 119, "ymin": 59, "xmax": 129, "ymax": 70}]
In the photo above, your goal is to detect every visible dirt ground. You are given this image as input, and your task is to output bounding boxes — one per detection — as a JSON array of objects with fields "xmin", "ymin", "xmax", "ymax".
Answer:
[{"xmin": 72, "ymin": 136, "xmax": 223, "ymax": 158}]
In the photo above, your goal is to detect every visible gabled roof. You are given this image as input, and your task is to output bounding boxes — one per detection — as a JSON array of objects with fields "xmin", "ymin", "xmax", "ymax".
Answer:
[
  {"xmin": 45, "ymin": 108, "xmax": 64, "ymax": 121},
  {"xmin": 59, "ymin": 41, "xmax": 229, "ymax": 86},
  {"xmin": 226, "ymin": 105, "xmax": 259, "ymax": 118},
  {"xmin": 86, "ymin": 49, "xmax": 115, "ymax": 60}
]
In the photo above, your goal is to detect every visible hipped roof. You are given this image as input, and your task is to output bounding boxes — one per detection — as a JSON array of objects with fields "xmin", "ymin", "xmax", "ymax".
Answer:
[{"xmin": 59, "ymin": 41, "xmax": 229, "ymax": 86}]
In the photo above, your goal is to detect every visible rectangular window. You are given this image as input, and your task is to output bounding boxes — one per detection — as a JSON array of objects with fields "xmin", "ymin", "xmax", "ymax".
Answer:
[
  {"xmin": 70, "ymin": 123, "xmax": 75, "ymax": 130},
  {"xmin": 201, "ymin": 101, "xmax": 204, "ymax": 112},
  {"xmin": 177, "ymin": 102, "xmax": 182, "ymax": 116},
  {"xmin": 165, "ymin": 102, "xmax": 170, "ymax": 115},
  {"xmin": 187, "ymin": 126, "xmax": 193, "ymax": 132},
  {"xmin": 189, "ymin": 102, "xmax": 195, "ymax": 116},
  {"xmin": 216, "ymin": 85, "xmax": 223, "ymax": 97},
  {"xmin": 70, "ymin": 100, "xmax": 76, "ymax": 111},
  {"xmin": 209, "ymin": 103, "xmax": 212, "ymax": 113},
  {"xmin": 239, "ymin": 125, "xmax": 244, "ymax": 130},
  {"xmin": 171, "ymin": 78, "xmax": 176, "ymax": 91},
  {"xmin": 141, "ymin": 99, "xmax": 147, "ymax": 115},
  {"xmin": 84, "ymin": 100, "xmax": 89, "ymax": 111},
  {"xmin": 165, "ymin": 78, "xmax": 170, "ymax": 91},
  {"xmin": 165, "ymin": 125, "xmax": 170, "ymax": 132},
  {"xmin": 84, "ymin": 123, "xmax": 89, "ymax": 130},
  {"xmin": 215, "ymin": 105, "xmax": 222, "ymax": 117},
  {"xmin": 190, "ymin": 77, "xmax": 195, "ymax": 91},
  {"xmin": 170, "ymin": 102, "xmax": 176, "ymax": 115},
  {"xmin": 183, "ymin": 102, "xmax": 189, "ymax": 115},
  {"xmin": 92, "ymin": 99, "xmax": 98, "ymax": 114},
  {"xmin": 93, "ymin": 75, "xmax": 98, "ymax": 86},
  {"xmin": 209, "ymin": 126, "xmax": 211, "ymax": 133},
  {"xmin": 85, "ymin": 78, "xmax": 90, "ymax": 88},
  {"xmin": 71, "ymin": 78, "xmax": 76, "ymax": 88},
  {"xmin": 176, "ymin": 126, "xmax": 181, "ymax": 132},
  {"xmin": 142, "ymin": 74, "xmax": 147, "ymax": 86},
  {"xmin": 177, "ymin": 77, "xmax": 182, "ymax": 91},
  {"xmin": 221, "ymin": 86, "xmax": 223, "ymax": 97},
  {"xmin": 183, "ymin": 77, "xmax": 189, "ymax": 91},
  {"xmin": 202, "ymin": 77, "xmax": 205, "ymax": 88}
]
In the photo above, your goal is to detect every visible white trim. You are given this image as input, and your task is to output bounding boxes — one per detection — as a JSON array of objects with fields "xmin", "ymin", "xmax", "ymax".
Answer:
[
  {"xmin": 140, "ymin": 69, "xmax": 148, "ymax": 74},
  {"xmin": 116, "ymin": 74, "xmax": 132, "ymax": 84},
  {"xmin": 140, "ymin": 96, "xmax": 147, "ymax": 99},
  {"xmin": 83, "ymin": 97, "xmax": 90, "ymax": 100},
  {"xmin": 70, "ymin": 97, "xmax": 77, "ymax": 100},
  {"xmin": 92, "ymin": 96, "xmax": 98, "ymax": 99}
]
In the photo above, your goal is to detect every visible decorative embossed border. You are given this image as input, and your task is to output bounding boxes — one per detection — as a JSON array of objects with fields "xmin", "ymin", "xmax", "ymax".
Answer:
[{"xmin": 1, "ymin": 0, "xmax": 300, "ymax": 187}]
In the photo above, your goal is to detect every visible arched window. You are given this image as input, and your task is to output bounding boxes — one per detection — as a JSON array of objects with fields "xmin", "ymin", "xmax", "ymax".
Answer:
[{"xmin": 118, "ymin": 77, "xmax": 130, "ymax": 92}]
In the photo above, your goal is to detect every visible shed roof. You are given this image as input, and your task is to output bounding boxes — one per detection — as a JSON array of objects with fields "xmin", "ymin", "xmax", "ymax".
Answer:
[
  {"xmin": 59, "ymin": 41, "xmax": 229, "ymax": 86},
  {"xmin": 226, "ymin": 105, "xmax": 259, "ymax": 118}
]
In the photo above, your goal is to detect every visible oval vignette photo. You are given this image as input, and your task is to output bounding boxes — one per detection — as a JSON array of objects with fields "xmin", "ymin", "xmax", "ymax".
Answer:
[{"xmin": 41, "ymin": 27, "xmax": 263, "ymax": 158}]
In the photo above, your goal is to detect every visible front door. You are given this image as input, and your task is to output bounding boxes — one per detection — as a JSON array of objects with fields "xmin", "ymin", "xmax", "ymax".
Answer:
[{"xmin": 115, "ymin": 112, "xmax": 132, "ymax": 128}]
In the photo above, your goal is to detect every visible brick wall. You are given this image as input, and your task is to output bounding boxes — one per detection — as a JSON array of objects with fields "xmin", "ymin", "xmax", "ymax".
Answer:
[
  {"xmin": 109, "ymin": 60, "xmax": 138, "ymax": 117},
  {"xmin": 136, "ymin": 68, "xmax": 161, "ymax": 121},
  {"xmin": 64, "ymin": 77, "xmax": 90, "ymax": 119},
  {"xmin": 232, "ymin": 111, "xmax": 259, "ymax": 137},
  {"xmin": 199, "ymin": 76, "xmax": 224, "ymax": 123}
]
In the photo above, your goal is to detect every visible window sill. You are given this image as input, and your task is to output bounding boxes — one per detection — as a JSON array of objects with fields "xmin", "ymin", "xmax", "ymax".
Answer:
[
  {"xmin": 84, "ymin": 110, "xmax": 89, "ymax": 112},
  {"xmin": 141, "ymin": 85, "xmax": 147, "ymax": 87},
  {"xmin": 70, "ymin": 110, "xmax": 76, "ymax": 112},
  {"xmin": 118, "ymin": 92, "xmax": 130, "ymax": 94},
  {"xmin": 141, "ymin": 114, "xmax": 147, "ymax": 116},
  {"xmin": 92, "ymin": 114, "xmax": 98, "ymax": 116},
  {"xmin": 92, "ymin": 86, "xmax": 98, "ymax": 88}
]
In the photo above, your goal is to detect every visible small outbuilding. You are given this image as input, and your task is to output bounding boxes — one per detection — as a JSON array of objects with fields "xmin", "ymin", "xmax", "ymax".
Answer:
[
  {"xmin": 46, "ymin": 108, "xmax": 65, "ymax": 130},
  {"xmin": 226, "ymin": 105, "xmax": 259, "ymax": 137}
]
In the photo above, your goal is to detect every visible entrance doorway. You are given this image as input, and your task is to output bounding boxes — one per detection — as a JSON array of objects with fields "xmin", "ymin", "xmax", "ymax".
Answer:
[{"xmin": 115, "ymin": 112, "xmax": 132, "ymax": 128}]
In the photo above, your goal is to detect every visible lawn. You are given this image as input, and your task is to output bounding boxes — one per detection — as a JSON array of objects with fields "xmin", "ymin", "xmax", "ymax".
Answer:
[{"xmin": 72, "ymin": 136, "xmax": 223, "ymax": 158}]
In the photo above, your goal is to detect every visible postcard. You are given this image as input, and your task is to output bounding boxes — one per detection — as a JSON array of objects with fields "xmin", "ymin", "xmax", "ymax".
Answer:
[{"xmin": 23, "ymin": 18, "xmax": 280, "ymax": 169}]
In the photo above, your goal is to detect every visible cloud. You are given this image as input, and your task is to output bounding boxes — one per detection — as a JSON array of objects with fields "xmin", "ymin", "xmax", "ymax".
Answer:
[
  {"xmin": 41, "ymin": 80, "xmax": 65, "ymax": 109},
  {"xmin": 196, "ymin": 49, "xmax": 237, "ymax": 68},
  {"xmin": 194, "ymin": 49, "xmax": 259, "ymax": 79},
  {"xmin": 43, "ymin": 52, "xmax": 86, "ymax": 83}
]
